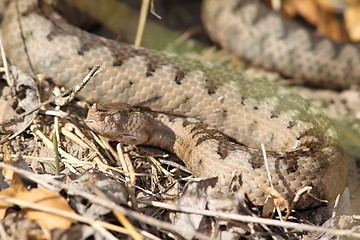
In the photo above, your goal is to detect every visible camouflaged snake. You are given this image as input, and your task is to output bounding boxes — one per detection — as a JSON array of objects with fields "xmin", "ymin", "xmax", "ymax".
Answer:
[{"xmin": 1, "ymin": 0, "xmax": 349, "ymax": 209}]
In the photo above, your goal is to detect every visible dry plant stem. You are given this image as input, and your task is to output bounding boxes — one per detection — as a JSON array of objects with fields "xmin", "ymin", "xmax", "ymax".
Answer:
[
  {"xmin": 158, "ymin": 158, "xmax": 192, "ymax": 174},
  {"xmin": 271, "ymin": 0, "xmax": 281, "ymax": 10},
  {"xmin": 31, "ymin": 126, "xmax": 83, "ymax": 175},
  {"xmin": 0, "ymin": 154, "xmax": 95, "ymax": 166},
  {"xmin": 52, "ymin": 106, "xmax": 61, "ymax": 174},
  {"xmin": 138, "ymin": 148, "xmax": 174, "ymax": 188},
  {"xmin": 116, "ymin": 143, "xmax": 136, "ymax": 185},
  {"xmin": 86, "ymin": 178, "xmax": 143, "ymax": 240},
  {"xmin": 116, "ymin": 144, "xmax": 140, "ymax": 211},
  {"xmin": 60, "ymin": 125, "xmax": 90, "ymax": 149},
  {"xmin": 31, "ymin": 126, "xmax": 80, "ymax": 163},
  {"xmin": 63, "ymin": 122, "xmax": 89, "ymax": 144},
  {"xmin": 87, "ymin": 135, "xmax": 140, "ymax": 176},
  {"xmin": 261, "ymin": 144, "xmax": 284, "ymax": 220},
  {"xmin": 0, "ymin": 135, "xmax": 10, "ymax": 145},
  {"xmin": 150, "ymin": 161, "xmax": 158, "ymax": 192},
  {"xmin": 0, "ymin": 162, "xmax": 213, "ymax": 240},
  {"xmin": 40, "ymin": 122, "xmax": 138, "ymax": 176},
  {"xmin": 52, "ymin": 130, "xmax": 60, "ymax": 175},
  {"xmin": 89, "ymin": 132, "xmax": 112, "ymax": 156},
  {"xmin": 95, "ymin": 134, "xmax": 119, "ymax": 164},
  {"xmin": 286, "ymin": 186, "xmax": 326, "ymax": 221},
  {"xmin": 137, "ymin": 229, "xmax": 162, "ymax": 240},
  {"xmin": 332, "ymin": 192, "xmax": 341, "ymax": 218},
  {"xmin": 87, "ymin": 141, "xmax": 148, "ymax": 177},
  {"xmin": 149, "ymin": 0, "xmax": 161, "ymax": 19},
  {"xmin": 134, "ymin": 0, "xmax": 150, "ymax": 46},
  {"xmin": 112, "ymin": 210, "xmax": 144, "ymax": 240},
  {"xmin": 261, "ymin": 144, "xmax": 274, "ymax": 190},
  {"xmin": 0, "ymin": 37, "xmax": 11, "ymax": 87},
  {"xmin": 55, "ymin": 64, "xmax": 101, "ymax": 106},
  {"xmin": 54, "ymin": 106, "xmax": 61, "ymax": 140},
  {"xmin": 43, "ymin": 109, "xmax": 68, "ymax": 118}
]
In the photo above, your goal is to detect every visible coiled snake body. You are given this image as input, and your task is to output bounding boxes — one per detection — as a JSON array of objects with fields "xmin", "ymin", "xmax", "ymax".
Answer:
[{"xmin": 1, "ymin": 0, "xmax": 349, "ymax": 209}]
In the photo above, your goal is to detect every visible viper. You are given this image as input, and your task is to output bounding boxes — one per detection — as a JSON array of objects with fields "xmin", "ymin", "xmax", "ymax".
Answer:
[{"xmin": 1, "ymin": 0, "xmax": 349, "ymax": 209}]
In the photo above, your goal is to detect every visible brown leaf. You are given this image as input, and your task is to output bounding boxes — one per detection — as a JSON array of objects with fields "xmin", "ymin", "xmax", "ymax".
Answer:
[
  {"xmin": 281, "ymin": 0, "xmax": 298, "ymax": 18},
  {"xmin": 0, "ymin": 188, "xmax": 16, "ymax": 219},
  {"xmin": 317, "ymin": 7, "xmax": 349, "ymax": 41},
  {"xmin": 293, "ymin": 0, "xmax": 320, "ymax": 25},
  {"xmin": 282, "ymin": 0, "xmax": 350, "ymax": 41},
  {"xmin": 0, "ymin": 166, "xmax": 75, "ymax": 231},
  {"xmin": 281, "ymin": 0, "xmax": 320, "ymax": 24},
  {"xmin": 2, "ymin": 143, "xmax": 15, "ymax": 181},
  {"xmin": 16, "ymin": 188, "xmax": 76, "ymax": 231},
  {"xmin": 259, "ymin": 184, "xmax": 289, "ymax": 218},
  {"xmin": 0, "ymin": 146, "xmax": 26, "ymax": 219},
  {"xmin": 317, "ymin": 0, "xmax": 339, "ymax": 12},
  {"xmin": 345, "ymin": 4, "xmax": 360, "ymax": 41},
  {"xmin": 0, "ymin": 172, "xmax": 25, "ymax": 219}
]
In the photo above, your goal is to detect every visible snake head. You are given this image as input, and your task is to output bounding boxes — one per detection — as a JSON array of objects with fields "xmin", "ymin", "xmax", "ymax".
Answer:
[{"xmin": 85, "ymin": 103, "xmax": 152, "ymax": 145}]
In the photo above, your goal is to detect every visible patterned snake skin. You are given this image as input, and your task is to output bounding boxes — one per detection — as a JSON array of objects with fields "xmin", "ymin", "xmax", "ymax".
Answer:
[
  {"xmin": 203, "ymin": 0, "xmax": 360, "ymax": 89},
  {"xmin": 1, "ymin": 0, "xmax": 349, "ymax": 208}
]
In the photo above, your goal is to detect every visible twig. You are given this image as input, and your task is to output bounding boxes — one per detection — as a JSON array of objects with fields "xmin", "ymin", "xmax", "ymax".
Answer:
[
  {"xmin": 139, "ymin": 200, "xmax": 360, "ymax": 239},
  {"xmin": 54, "ymin": 64, "xmax": 101, "ymax": 106}
]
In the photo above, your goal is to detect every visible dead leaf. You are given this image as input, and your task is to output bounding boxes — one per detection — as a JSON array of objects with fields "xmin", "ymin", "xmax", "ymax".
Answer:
[
  {"xmin": 293, "ymin": 0, "xmax": 320, "ymax": 25},
  {"xmin": 345, "ymin": 4, "xmax": 360, "ymax": 41},
  {"xmin": 281, "ymin": 0, "xmax": 298, "ymax": 18},
  {"xmin": 0, "ymin": 162, "xmax": 75, "ymax": 231},
  {"xmin": 259, "ymin": 184, "xmax": 289, "ymax": 219},
  {"xmin": 0, "ymin": 100, "xmax": 18, "ymax": 133},
  {"xmin": 2, "ymin": 143, "xmax": 14, "ymax": 181},
  {"xmin": 317, "ymin": 0, "xmax": 339, "ymax": 12},
  {"xmin": 16, "ymin": 188, "xmax": 76, "ymax": 231},
  {"xmin": 281, "ymin": 0, "xmax": 320, "ymax": 25},
  {"xmin": 0, "ymin": 66, "xmax": 40, "ymax": 137},
  {"xmin": 167, "ymin": 177, "xmax": 252, "ymax": 239},
  {"xmin": 170, "ymin": 178, "xmax": 218, "ymax": 238},
  {"xmin": 0, "ymin": 188, "xmax": 16, "ymax": 219},
  {"xmin": 281, "ymin": 0, "xmax": 350, "ymax": 41},
  {"xmin": 317, "ymin": 7, "xmax": 349, "ymax": 41},
  {"xmin": 0, "ymin": 170, "xmax": 25, "ymax": 219}
]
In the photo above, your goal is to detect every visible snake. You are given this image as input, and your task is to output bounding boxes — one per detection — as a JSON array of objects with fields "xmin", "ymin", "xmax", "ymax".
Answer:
[
  {"xmin": 1, "ymin": 0, "xmax": 349, "ymax": 209},
  {"xmin": 203, "ymin": 0, "xmax": 360, "ymax": 89}
]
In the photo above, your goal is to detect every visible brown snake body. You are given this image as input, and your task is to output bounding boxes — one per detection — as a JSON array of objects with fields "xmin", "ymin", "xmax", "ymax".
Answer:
[
  {"xmin": 203, "ymin": 0, "xmax": 360, "ymax": 89},
  {"xmin": 1, "ymin": 0, "xmax": 349, "ymax": 209}
]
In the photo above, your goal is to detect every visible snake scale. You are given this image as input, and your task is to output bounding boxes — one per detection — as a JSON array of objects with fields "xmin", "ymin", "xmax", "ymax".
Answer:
[{"xmin": 1, "ymin": 0, "xmax": 349, "ymax": 209}]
